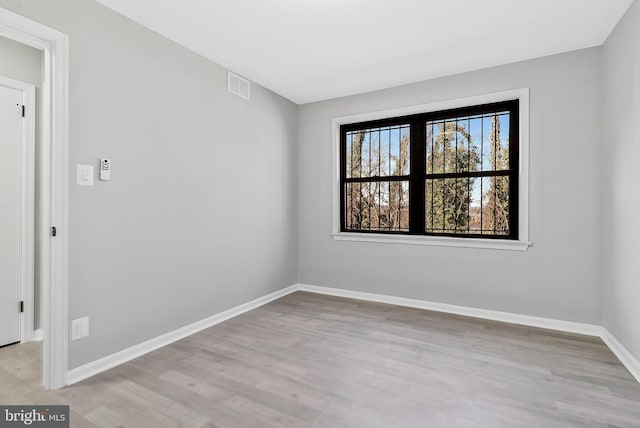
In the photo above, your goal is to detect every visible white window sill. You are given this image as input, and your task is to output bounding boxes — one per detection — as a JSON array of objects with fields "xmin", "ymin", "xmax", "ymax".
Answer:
[{"xmin": 331, "ymin": 232, "xmax": 532, "ymax": 251}]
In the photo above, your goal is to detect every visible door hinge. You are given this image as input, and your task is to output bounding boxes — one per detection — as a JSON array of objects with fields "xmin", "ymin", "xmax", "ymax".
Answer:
[
  {"xmin": 20, "ymin": 301, "xmax": 24, "ymax": 313},
  {"xmin": 21, "ymin": 105, "xmax": 25, "ymax": 117},
  {"xmin": 51, "ymin": 226, "xmax": 57, "ymax": 237}
]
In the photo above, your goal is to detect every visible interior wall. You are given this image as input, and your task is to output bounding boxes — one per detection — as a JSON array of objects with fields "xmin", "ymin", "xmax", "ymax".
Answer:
[
  {"xmin": 0, "ymin": 35, "xmax": 40, "ymax": 84},
  {"xmin": 602, "ymin": 0, "xmax": 640, "ymax": 361},
  {"xmin": 0, "ymin": 35, "xmax": 42, "ymax": 331},
  {"xmin": 298, "ymin": 48, "xmax": 604, "ymax": 324},
  {"xmin": 3, "ymin": 0, "xmax": 634, "ymax": 372},
  {"xmin": 3, "ymin": 0, "xmax": 298, "ymax": 369}
]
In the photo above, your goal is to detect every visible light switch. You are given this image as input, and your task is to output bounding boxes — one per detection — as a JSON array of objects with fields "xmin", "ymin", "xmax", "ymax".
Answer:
[{"xmin": 77, "ymin": 164, "xmax": 94, "ymax": 186}]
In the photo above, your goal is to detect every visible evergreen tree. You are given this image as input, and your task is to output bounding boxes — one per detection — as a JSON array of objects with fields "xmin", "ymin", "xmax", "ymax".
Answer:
[
  {"xmin": 388, "ymin": 134, "xmax": 409, "ymax": 230},
  {"xmin": 346, "ymin": 116, "xmax": 509, "ymax": 234},
  {"xmin": 426, "ymin": 121, "xmax": 480, "ymax": 232},
  {"xmin": 482, "ymin": 114, "xmax": 510, "ymax": 233}
]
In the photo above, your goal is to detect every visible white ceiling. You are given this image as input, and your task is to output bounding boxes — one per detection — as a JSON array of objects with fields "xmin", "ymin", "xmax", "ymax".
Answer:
[{"xmin": 95, "ymin": 0, "xmax": 633, "ymax": 104}]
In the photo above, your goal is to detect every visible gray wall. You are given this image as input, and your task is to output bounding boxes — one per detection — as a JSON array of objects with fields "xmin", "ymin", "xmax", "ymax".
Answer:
[
  {"xmin": 298, "ymin": 48, "xmax": 604, "ymax": 324},
  {"xmin": 0, "ymin": 35, "xmax": 40, "ymax": 85},
  {"xmin": 0, "ymin": 35, "xmax": 42, "ymax": 330},
  {"xmin": 602, "ymin": 0, "xmax": 640, "ymax": 361},
  {"xmin": 3, "ymin": 0, "xmax": 298, "ymax": 369}
]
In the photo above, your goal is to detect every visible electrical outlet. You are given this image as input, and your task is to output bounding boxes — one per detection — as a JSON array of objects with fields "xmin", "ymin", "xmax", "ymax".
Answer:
[{"xmin": 71, "ymin": 317, "xmax": 89, "ymax": 340}]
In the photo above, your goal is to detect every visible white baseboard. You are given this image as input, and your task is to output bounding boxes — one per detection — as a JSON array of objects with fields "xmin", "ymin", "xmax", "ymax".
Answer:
[
  {"xmin": 600, "ymin": 328, "xmax": 640, "ymax": 383},
  {"xmin": 297, "ymin": 284, "xmax": 602, "ymax": 336},
  {"xmin": 66, "ymin": 284, "xmax": 299, "ymax": 385},
  {"xmin": 66, "ymin": 282, "xmax": 640, "ymax": 387},
  {"xmin": 33, "ymin": 329, "xmax": 43, "ymax": 342}
]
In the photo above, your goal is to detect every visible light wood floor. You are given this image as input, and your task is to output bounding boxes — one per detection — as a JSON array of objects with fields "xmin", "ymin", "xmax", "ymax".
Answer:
[{"xmin": 2, "ymin": 291, "xmax": 640, "ymax": 427}]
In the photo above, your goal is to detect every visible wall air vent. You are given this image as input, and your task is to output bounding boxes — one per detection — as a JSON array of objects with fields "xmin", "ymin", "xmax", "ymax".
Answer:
[{"xmin": 227, "ymin": 71, "xmax": 250, "ymax": 100}]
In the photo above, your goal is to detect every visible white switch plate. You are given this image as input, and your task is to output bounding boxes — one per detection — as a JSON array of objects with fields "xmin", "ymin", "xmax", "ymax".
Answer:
[
  {"xmin": 71, "ymin": 317, "xmax": 90, "ymax": 340},
  {"xmin": 76, "ymin": 164, "xmax": 94, "ymax": 186}
]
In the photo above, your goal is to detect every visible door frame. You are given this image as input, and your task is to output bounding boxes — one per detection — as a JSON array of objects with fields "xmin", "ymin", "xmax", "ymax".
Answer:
[
  {"xmin": 0, "ymin": 75, "xmax": 36, "ymax": 344},
  {"xmin": 0, "ymin": 7, "xmax": 69, "ymax": 390}
]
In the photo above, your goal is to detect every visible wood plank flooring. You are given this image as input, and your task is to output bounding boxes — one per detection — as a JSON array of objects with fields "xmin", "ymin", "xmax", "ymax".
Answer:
[{"xmin": 1, "ymin": 291, "xmax": 639, "ymax": 427}]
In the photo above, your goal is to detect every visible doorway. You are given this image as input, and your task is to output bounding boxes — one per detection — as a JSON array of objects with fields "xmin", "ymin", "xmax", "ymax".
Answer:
[
  {"xmin": 0, "ymin": 8, "xmax": 69, "ymax": 390},
  {"xmin": 0, "ymin": 75, "xmax": 35, "ymax": 348}
]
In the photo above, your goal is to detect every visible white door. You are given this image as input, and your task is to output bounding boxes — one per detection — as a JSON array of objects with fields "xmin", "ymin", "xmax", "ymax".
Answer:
[{"xmin": 0, "ymin": 84, "xmax": 23, "ymax": 347}]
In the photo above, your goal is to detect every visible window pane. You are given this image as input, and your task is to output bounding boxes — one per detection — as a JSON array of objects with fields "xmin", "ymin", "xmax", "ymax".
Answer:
[
  {"xmin": 426, "ymin": 178, "xmax": 472, "ymax": 234},
  {"xmin": 427, "ymin": 117, "xmax": 480, "ymax": 174},
  {"xmin": 481, "ymin": 112, "xmax": 509, "ymax": 172},
  {"xmin": 345, "ymin": 181, "xmax": 409, "ymax": 231},
  {"xmin": 482, "ymin": 115, "xmax": 493, "ymax": 171},
  {"xmin": 393, "ymin": 126, "xmax": 410, "ymax": 176},
  {"xmin": 346, "ymin": 133, "xmax": 352, "ymax": 176},
  {"xmin": 426, "ymin": 122, "xmax": 435, "ymax": 174},
  {"xmin": 346, "ymin": 125, "xmax": 409, "ymax": 178},
  {"xmin": 380, "ymin": 129, "xmax": 390, "ymax": 176},
  {"xmin": 481, "ymin": 176, "xmax": 510, "ymax": 234},
  {"xmin": 468, "ymin": 116, "xmax": 483, "ymax": 173},
  {"xmin": 426, "ymin": 176, "xmax": 509, "ymax": 235},
  {"xmin": 469, "ymin": 178, "xmax": 482, "ymax": 233},
  {"xmin": 455, "ymin": 119, "xmax": 469, "ymax": 173},
  {"xmin": 361, "ymin": 131, "xmax": 370, "ymax": 177},
  {"xmin": 499, "ymin": 113, "xmax": 510, "ymax": 170}
]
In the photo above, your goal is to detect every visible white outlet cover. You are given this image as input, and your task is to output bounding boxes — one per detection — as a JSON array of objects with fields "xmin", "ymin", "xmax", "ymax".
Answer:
[{"xmin": 71, "ymin": 317, "xmax": 90, "ymax": 340}]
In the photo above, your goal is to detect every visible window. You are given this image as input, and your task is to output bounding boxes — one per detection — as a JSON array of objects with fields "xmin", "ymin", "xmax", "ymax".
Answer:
[{"xmin": 340, "ymin": 100, "xmax": 519, "ymax": 240}]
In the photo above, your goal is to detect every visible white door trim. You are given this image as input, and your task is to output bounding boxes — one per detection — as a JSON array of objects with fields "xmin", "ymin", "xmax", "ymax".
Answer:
[
  {"xmin": 0, "ymin": 7, "xmax": 69, "ymax": 390},
  {"xmin": 0, "ymin": 75, "xmax": 36, "ymax": 344}
]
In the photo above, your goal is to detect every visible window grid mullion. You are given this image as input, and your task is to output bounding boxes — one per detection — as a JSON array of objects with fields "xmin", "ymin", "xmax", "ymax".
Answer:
[{"xmin": 408, "ymin": 118, "xmax": 425, "ymax": 234}]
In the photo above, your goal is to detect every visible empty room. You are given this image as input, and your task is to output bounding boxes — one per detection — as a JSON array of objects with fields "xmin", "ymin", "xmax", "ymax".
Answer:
[{"xmin": 0, "ymin": 0, "xmax": 639, "ymax": 426}]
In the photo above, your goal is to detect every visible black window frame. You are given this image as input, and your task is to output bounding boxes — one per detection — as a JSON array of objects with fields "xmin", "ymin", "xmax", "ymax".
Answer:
[{"xmin": 339, "ymin": 100, "xmax": 519, "ymax": 240}]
